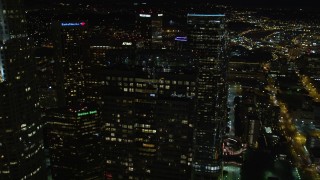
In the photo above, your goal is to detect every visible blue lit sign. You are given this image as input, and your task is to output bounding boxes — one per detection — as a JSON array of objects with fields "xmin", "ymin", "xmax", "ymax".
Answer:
[
  {"xmin": 175, "ymin": 36, "xmax": 187, "ymax": 42},
  {"xmin": 61, "ymin": 22, "xmax": 86, "ymax": 27}
]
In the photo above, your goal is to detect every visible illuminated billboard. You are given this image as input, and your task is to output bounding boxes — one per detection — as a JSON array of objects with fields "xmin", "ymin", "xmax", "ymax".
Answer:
[
  {"xmin": 139, "ymin": 14, "xmax": 151, "ymax": 18},
  {"xmin": 122, "ymin": 42, "xmax": 132, "ymax": 46},
  {"xmin": 61, "ymin": 22, "xmax": 86, "ymax": 27},
  {"xmin": 175, "ymin": 36, "xmax": 187, "ymax": 42},
  {"xmin": 77, "ymin": 110, "xmax": 97, "ymax": 117}
]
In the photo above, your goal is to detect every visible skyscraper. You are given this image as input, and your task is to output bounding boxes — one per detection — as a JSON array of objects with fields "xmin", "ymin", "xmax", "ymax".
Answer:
[
  {"xmin": 53, "ymin": 21, "xmax": 89, "ymax": 106},
  {"xmin": 135, "ymin": 9, "xmax": 163, "ymax": 49},
  {"xmin": 187, "ymin": 13, "xmax": 228, "ymax": 179},
  {"xmin": 43, "ymin": 21, "xmax": 105, "ymax": 179},
  {"xmin": 45, "ymin": 103, "xmax": 103, "ymax": 179},
  {"xmin": 0, "ymin": 0, "xmax": 46, "ymax": 179},
  {"xmin": 86, "ymin": 48, "xmax": 196, "ymax": 179},
  {"xmin": 0, "ymin": 0, "xmax": 29, "ymax": 80},
  {"xmin": 34, "ymin": 47, "xmax": 58, "ymax": 109}
]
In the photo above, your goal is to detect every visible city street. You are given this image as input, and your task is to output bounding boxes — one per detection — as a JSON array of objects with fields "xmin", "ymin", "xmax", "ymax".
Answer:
[{"xmin": 266, "ymin": 76, "xmax": 320, "ymax": 180}]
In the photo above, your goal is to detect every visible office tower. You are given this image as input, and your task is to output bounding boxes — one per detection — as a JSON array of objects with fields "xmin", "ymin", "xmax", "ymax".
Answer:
[
  {"xmin": 45, "ymin": 104, "xmax": 103, "ymax": 179},
  {"xmin": 151, "ymin": 70, "xmax": 196, "ymax": 180},
  {"xmin": 174, "ymin": 36, "xmax": 188, "ymax": 51},
  {"xmin": 151, "ymin": 13, "xmax": 163, "ymax": 48},
  {"xmin": 0, "ymin": 0, "xmax": 25, "ymax": 81},
  {"xmin": 187, "ymin": 14, "xmax": 228, "ymax": 179},
  {"xmin": 87, "ymin": 47, "xmax": 196, "ymax": 179},
  {"xmin": 0, "ymin": 83, "xmax": 9, "ymax": 176},
  {"xmin": 135, "ymin": 11, "xmax": 163, "ymax": 49},
  {"xmin": 234, "ymin": 91, "xmax": 274, "ymax": 148},
  {"xmin": 48, "ymin": 22, "xmax": 103, "ymax": 179},
  {"xmin": 53, "ymin": 21, "xmax": 89, "ymax": 106},
  {"xmin": 34, "ymin": 47, "xmax": 58, "ymax": 109},
  {"xmin": 0, "ymin": 0, "xmax": 46, "ymax": 179},
  {"xmin": 244, "ymin": 115, "xmax": 260, "ymax": 148}
]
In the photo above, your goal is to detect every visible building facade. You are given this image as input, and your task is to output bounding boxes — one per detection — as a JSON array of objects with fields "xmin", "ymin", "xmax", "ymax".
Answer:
[
  {"xmin": 0, "ymin": 0, "xmax": 46, "ymax": 179},
  {"xmin": 45, "ymin": 104, "xmax": 103, "ymax": 179},
  {"xmin": 86, "ymin": 47, "xmax": 197, "ymax": 179},
  {"xmin": 187, "ymin": 14, "xmax": 228, "ymax": 179},
  {"xmin": 53, "ymin": 21, "xmax": 89, "ymax": 106},
  {"xmin": 135, "ymin": 11, "xmax": 163, "ymax": 49}
]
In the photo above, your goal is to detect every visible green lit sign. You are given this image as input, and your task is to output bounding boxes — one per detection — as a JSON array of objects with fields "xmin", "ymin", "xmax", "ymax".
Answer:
[{"xmin": 77, "ymin": 110, "xmax": 97, "ymax": 117}]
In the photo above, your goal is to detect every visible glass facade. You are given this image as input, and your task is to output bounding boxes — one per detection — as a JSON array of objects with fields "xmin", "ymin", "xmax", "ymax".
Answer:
[
  {"xmin": 45, "ymin": 104, "xmax": 103, "ymax": 179},
  {"xmin": 187, "ymin": 13, "xmax": 228, "ymax": 179},
  {"xmin": 0, "ymin": 0, "xmax": 46, "ymax": 179}
]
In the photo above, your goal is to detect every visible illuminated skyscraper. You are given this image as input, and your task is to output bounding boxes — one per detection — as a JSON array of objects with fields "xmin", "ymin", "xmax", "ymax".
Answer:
[
  {"xmin": 45, "ymin": 104, "xmax": 103, "ymax": 179},
  {"xmin": 53, "ymin": 21, "xmax": 89, "ymax": 106},
  {"xmin": 86, "ymin": 48, "xmax": 196, "ymax": 179},
  {"xmin": 45, "ymin": 21, "xmax": 105, "ymax": 179},
  {"xmin": 0, "ymin": 0, "xmax": 30, "ymax": 80},
  {"xmin": 187, "ymin": 14, "xmax": 228, "ymax": 179},
  {"xmin": 135, "ymin": 11, "xmax": 163, "ymax": 49},
  {"xmin": 34, "ymin": 47, "xmax": 59, "ymax": 109},
  {"xmin": 0, "ymin": 0, "xmax": 46, "ymax": 179}
]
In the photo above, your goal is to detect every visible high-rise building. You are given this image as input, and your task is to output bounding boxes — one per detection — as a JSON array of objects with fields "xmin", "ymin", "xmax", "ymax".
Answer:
[
  {"xmin": 135, "ymin": 11, "xmax": 163, "ymax": 49},
  {"xmin": 0, "ymin": 0, "xmax": 25, "ymax": 81},
  {"xmin": 0, "ymin": 0, "xmax": 46, "ymax": 179},
  {"xmin": 34, "ymin": 47, "xmax": 58, "ymax": 109},
  {"xmin": 45, "ymin": 103, "xmax": 103, "ymax": 179},
  {"xmin": 44, "ymin": 21, "xmax": 104, "ymax": 179},
  {"xmin": 234, "ymin": 90, "xmax": 280, "ymax": 148},
  {"xmin": 86, "ymin": 48, "xmax": 196, "ymax": 179},
  {"xmin": 0, "ymin": 83, "xmax": 10, "ymax": 176},
  {"xmin": 53, "ymin": 21, "xmax": 89, "ymax": 106},
  {"xmin": 187, "ymin": 13, "xmax": 228, "ymax": 179}
]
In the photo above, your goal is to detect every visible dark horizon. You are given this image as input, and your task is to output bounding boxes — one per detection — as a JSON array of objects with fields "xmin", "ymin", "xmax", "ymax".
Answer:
[{"xmin": 25, "ymin": 0, "xmax": 319, "ymax": 10}]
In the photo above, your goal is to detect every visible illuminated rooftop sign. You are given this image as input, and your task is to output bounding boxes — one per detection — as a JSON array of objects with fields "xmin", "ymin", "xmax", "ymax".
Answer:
[
  {"xmin": 77, "ymin": 110, "xmax": 97, "ymax": 117},
  {"xmin": 187, "ymin": 14, "xmax": 225, "ymax": 17},
  {"xmin": 175, "ymin": 36, "xmax": 187, "ymax": 42},
  {"xmin": 61, "ymin": 22, "xmax": 86, "ymax": 27},
  {"xmin": 139, "ymin": 14, "xmax": 151, "ymax": 18},
  {"xmin": 122, "ymin": 42, "xmax": 132, "ymax": 46}
]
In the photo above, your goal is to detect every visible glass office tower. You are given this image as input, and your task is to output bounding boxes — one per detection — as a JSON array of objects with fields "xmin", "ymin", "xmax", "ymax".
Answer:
[
  {"xmin": 0, "ymin": 0, "xmax": 46, "ymax": 179},
  {"xmin": 187, "ymin": 14, "xmax": 228, "ymax": 179},
  {"xmin": 45, "ymin": 104, "xmax": 103, "ymax": 179},
  {"xmin": 53, "ymin": 21, "xmax": 89, "ymax": 106}
]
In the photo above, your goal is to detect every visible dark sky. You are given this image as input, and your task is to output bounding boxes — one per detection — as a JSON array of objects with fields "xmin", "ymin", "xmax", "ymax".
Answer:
[
  {"xmin": 226, "ymin": 0, "xmax": 315, "ymax": 8},
  {"xmin": 25, "ymin": 0, "xmax": 317, "ymax": 9}
]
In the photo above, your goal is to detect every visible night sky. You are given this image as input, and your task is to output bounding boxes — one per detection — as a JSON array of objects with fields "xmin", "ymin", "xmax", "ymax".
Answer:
[{"xmin": 25, "ymin": 0, "xmax": 318, "ymax": 9}]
